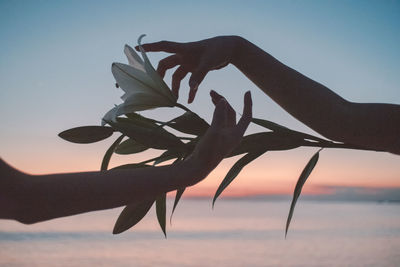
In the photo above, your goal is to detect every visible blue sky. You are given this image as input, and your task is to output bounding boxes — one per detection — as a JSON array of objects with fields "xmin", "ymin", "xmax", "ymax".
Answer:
[{"xmin": 1, "ymin": 0, "xmax": 399, "ymax": 195}]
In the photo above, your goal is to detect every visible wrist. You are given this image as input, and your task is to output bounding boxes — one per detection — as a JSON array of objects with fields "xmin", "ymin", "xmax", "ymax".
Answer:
[
  {"xmin": 229, "ymin": 35, "xmax": 247, "ymax": 67},
  {"xmin": 179, "ymin": 155, "xmax": 213, "ymax": 187}
]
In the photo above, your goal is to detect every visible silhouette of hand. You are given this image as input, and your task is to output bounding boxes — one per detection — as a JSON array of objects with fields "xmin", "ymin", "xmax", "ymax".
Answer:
[
  {"xmin": 136, "ymin": 36, "xmax": 241, "ymax": 103},
  {"xmin": 184, "ymin": 90, "xmax": 252, "ymax": 186}
]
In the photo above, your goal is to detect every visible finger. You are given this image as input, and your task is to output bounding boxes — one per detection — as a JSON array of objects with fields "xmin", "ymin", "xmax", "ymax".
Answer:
[
  {"xmin": 210, "ymin": 91, "xmax": 235, "ymax": 125},
  {"xmin": 157, "ymin": 55, "xmax": 180, "ymax": 78},
  {"xmin": 214, "ymin": 61, "xmax": 229, "ymax": 70},
  {"xmin": 188, "ymin": 67, "xmax": 209, "ymax": 103},
  {"xmin": 211, "ymin": 99, "xmax": 227, "ymax": 129},
  {"xmin": 171, "ymin": 66, "xmax": 189, "ymax": 98},
  {"xmin": 236, "ymin": 91, "xmax": 253, "ymax": 136},
  {"xmin": 210, "ymin": 90, "xmax": 224, "ymax": 106},
  {"xmin": 226, "ymin": 101, "xmax": 236, "ymax": 126},
  {"xmin": 135, "ymin": 41, "xmax": 184, "ymax": 53}
]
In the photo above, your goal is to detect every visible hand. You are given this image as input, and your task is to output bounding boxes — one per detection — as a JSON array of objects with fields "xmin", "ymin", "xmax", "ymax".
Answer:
[
  {"xmin": 136, "ymin": 36, "xmax": 243, "ymax": 103},
  {"xmin": 184, "ymin": 90, "xmax": 252, "ymax": 186}
]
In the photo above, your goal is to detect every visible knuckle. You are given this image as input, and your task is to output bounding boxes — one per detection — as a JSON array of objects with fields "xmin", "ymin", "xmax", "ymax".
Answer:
[
  {"xmin": 172, "ymin": 69, "xmax": 185, "ymax": 79},
  {"xmin": 172, "ymin": 72, "xmax": 180, "ymax": 79},
  {"xmin": 158, "ymin": 61, "xmax": 166, "ymax": 69}
]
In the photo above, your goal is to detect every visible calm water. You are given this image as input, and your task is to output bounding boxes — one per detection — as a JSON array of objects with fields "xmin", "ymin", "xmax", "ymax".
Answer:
[{"xmin": 1, "ymin": 200, "xmax": 399, "ymax": 267}]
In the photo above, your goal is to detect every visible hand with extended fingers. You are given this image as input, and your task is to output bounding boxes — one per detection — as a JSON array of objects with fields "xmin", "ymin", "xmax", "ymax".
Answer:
[
  {"xmin": 185, "ymin": 90, "xmax": 252, "ymax": 186},
  {"xmin": 136, "ymin": 36, "xmax": 241, "ymax": 103}
]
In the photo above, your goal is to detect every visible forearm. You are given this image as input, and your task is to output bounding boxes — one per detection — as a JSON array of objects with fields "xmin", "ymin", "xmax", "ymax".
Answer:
[
  {"xmin": 232, "ymin": 37, "xmax": 349, "ymax": 136},
  {"xmin": 11, "ymin": 159, "xmax": 203, "ymax": 224},
  {"xmin": 231, "ymin": 37, "xmax": 400, "ymax": 153}
]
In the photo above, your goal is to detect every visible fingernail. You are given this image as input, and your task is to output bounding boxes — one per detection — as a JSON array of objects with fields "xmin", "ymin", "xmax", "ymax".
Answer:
[{"xmin": 209, "ymin": 91, "xmax": 217, "ymax": 105}]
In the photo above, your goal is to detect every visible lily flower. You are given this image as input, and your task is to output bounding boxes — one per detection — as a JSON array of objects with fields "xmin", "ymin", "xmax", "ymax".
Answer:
[{"xmin": 103, "ymin": 35, "xmax": 177, "ymax": 124}]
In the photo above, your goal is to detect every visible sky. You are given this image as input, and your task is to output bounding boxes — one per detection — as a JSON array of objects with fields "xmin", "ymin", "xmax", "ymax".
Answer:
[{"xmin": 1, "ymin": 0, "xmax": 399, "ymax": 199}]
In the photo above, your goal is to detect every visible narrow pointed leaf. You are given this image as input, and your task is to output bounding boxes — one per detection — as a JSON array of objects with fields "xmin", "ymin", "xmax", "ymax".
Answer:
[
  {"xmin": 285, "ymin": 149, "xmax": 321, "ymax": 238},
  {"xmin": 251, "ymin": 118, "xmax": 291, "ymax": 132},
  {"xmin": 101, "ymin": 135, "xmax": 124, "ymax": 171},
  {"xmin": 153, "ymin": 150, "xmax": 180, "ymax": 165},
  {"xmin": 112, "ymin": 199, "xmax": 154, "ymax": 234},
  {"xmin": 110, "ymin": 163, "xmax": 150, "ymax": 170},
  {"xmin": 115, "ymin": 139, "xmax": 148, "ymax": 155},
  {"xmin": 213, "ymin": 149, "xmax": 268, "ymax": 207},
  {"xmin": 134, "ymin": 152, "xmax": 179, "ymax": 166},
  {"xmin": 58, "ymin": 126, "xmax": 114, "ymax": 144},
  {"xmin": 252, "ymin": 118, "xmax": 329, "ymax": 144},
  {"xmin": 170, "ymin": 188, "xmax": 185, "ymax": 224},
  {"xmin": 125, "ymin": 112, "xmax": 161, "ymax": 127},
  {"xmin": 108, "ymin": 120, "xmax": 185, "ymax": 151},
  {"xmin": 167, "ymin": 111, "xmax": 210, "ymax": 136},
  {"xmin": 156, "ymin": 193, "xmax": 167, "ymax": 237},
  {"xmin": 228, "ymin": 132, "xmax": 302, "ymax": 157}
]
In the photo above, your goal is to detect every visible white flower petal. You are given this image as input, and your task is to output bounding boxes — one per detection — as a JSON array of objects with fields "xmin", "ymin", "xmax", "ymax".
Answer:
[
  {"xmin": 116, "ymin": 103, "xmax": 159, "ymax": 115},
  {"xmin": 112, "ymin": 63, "xmax": 156, "ymax": 94},
  {"xmin": 137, "ymin": 35, "xmax": 177, "ymax": 103},
  {"xmin": 124, "ymin": 92, "xmax": 173, "ymax": 107},
  {"xmin": 102, "ymin": 105, "xmax": 120, "ymax": 125},
  {"xmin": 124, "ymin": 44, "xmax": 145, "ymax": 72},
  {"xmin": 115, "ymin": 92, "xmax": 174, "ymax": 115},
  {"xmin": 121, "ymin": 92, "xmax": 130, "ymax": 101}
]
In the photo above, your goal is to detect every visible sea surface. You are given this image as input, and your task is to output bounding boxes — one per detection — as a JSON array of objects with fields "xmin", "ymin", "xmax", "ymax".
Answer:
[{"xmin": 1, "ymin": 200, "xmax": 399, "ymax": 267}]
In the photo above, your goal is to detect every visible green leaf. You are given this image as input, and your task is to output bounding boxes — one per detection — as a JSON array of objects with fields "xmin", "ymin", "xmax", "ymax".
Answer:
[
  {"xmin": 112, "ymin": 199, "xmax": 154, "ymax": 234},
  {"xmin": 110, "ymin": 163, "xmax": 150, "ymax": 170},
  {"xmin": 252, "ymin": 118, "xmax": 329, "ymax": 144},
  {"xmin": 101, "ymin": 135, "xmax": 124, "ymax": 171},
  {"xmin": 58, "ymin": 126, "xmax": 114, "ymax": 144},
  {"xmin": 285, "ymin": 149, "xmax": 321, "ymax": 238},
  {"xmin": 229, "ymin": 132, "xmax": 302, "ymax": 157},
  {"xmin": 115, "ymin": 139, "xmax": 148, "ymax": 155},
  {"xmin": 251, "ymin": 118, "xmax": 291, "ymax": 133},
  {"xmin": 156, "ymin": 193, "xmax": 167, "ymax": 238},
  {"xmin": 125, "ymin": 112, "xmax": 161, "ymax": 128},
  {"xmin": 213, "ymin": 149, "xmax": 268, "ymax": 207},
  {"xmin": 153, "ymin": 150, "xmax": 180, "ymax": 165},
  {"xmin": 170, "ymin": 188, "xmax": 185, "ymax": 224},
  {"xmin": 167, "ymin": 111, "xmax": 210, "ymax": 136},
  {"xmin": 108, "ymin": 120, "xmax": 185, "ymax": 151}
]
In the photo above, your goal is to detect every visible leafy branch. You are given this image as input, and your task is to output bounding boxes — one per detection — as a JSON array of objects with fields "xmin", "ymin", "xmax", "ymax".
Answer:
[{"xmin": 59, "ymin": 101, "xmax": 380, "ymax": 238}]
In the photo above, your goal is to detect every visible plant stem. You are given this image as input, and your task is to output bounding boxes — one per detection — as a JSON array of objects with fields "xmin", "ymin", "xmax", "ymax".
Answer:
[
  {"xmin": 175, "ymin": 103, "xmax": 192, "ymax": 113},
  {"xmin": 138, "ymin": 154, "xmax": 169, "ymax": 165}
]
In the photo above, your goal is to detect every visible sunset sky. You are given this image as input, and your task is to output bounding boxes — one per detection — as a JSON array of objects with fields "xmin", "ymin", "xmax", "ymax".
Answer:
[{"xmin": 1, "ymin": 0, "xmax": 399, "ymax": 199}]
